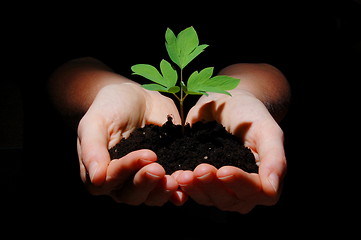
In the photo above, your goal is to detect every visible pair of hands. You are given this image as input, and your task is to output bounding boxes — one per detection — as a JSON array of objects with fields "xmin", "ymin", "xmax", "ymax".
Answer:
[{"xmin": 77, "ymin": 82, "xmax": 286, "ymax": 214}]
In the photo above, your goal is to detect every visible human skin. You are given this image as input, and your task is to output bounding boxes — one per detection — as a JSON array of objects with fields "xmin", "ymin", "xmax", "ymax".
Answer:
[
  {"xmin": 49, "ymin": 57, "xmax": 184, "ymax": 205},
  {"xmin": 49, "ymin": 59, "xmax": 290, "ymax": 212},
  {"xmin": 176, "ymin": 63, "xmax": 290, "ymax": 213}
]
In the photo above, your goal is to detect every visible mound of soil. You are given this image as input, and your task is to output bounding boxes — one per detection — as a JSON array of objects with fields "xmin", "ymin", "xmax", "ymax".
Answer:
[{"xmin": 109, "ymin": 117, "xmax": 258, "ymax": 174}]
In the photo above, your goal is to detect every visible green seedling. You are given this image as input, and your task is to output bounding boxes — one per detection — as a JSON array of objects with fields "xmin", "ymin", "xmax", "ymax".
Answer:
[{"xmin": 131, "ymin": 26, "xmax": 240, "ymax": 127}]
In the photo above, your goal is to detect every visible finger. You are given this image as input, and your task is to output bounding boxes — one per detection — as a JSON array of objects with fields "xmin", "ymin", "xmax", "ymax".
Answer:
[
  {"xmin": 169, "ymin": 171, "xmax": 188, "ymax": 206},
  {"xmin": 111, "ymin": 163, "xmax": 165, "ymax": 205},
  {"xmin": 185, "ymin": 98, "xmax": 216, "ymax": 125},
  {"xmin": 106, "ymin": 149, "xmax": 157, "ymax": 189},
  {"xmin": 217, "ymin": 166, "xmax": 261, "ymax": 200},
  {"xmin": 77, "ymin": 138, "xmax": 87, "ymax": 183},
  {"xmin": 171, "ymin": 170, "xmax": 184, "ymax": 180},
  {"xmin": 176, "ymin": 170, "xmax": 212, "ymax": 206},
  {"xmin": 144, "ymin": 175, "xmax": 178, "ymax": 206},
  {"xmin": 256, "ymin": 125, "xmax": 287, "ymax": 199},
  {"xmin": 78, "ymin": 121, "xmax": 110, "ymax": 186},
  {"xmin": 193, "ymin": 164, "xmax": 239, "ymax": 210},
  {"xmin": 169, "ymin": 190, "xmax": 188, "ymax": 206},
  {"xmin": 185, "ymin": 104, "xmax": 202, "ymax": 125},
  {"xmin": 145, "ymin": 93, "xmax": 182, "ymax": 125},
  {"xmin": 217, "ymin": 166, "xmax": 264, "ymax": 213}
]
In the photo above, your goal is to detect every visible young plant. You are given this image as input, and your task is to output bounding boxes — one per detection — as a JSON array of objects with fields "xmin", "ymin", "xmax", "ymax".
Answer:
[{"xmin": 131, "ymin": 26, "xmax": 240, "ymax": 127}]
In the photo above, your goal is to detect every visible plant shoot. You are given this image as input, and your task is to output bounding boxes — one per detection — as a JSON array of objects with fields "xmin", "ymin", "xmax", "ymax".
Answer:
[{"xmin": 131, "ymin": 26, "xmax": 240, "ymax": 126}]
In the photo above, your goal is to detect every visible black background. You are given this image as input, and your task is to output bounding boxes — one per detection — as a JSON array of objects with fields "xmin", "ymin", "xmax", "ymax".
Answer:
[{"xmin": 3, "ymin": 0, "xmax": 360, "ymax": 237}]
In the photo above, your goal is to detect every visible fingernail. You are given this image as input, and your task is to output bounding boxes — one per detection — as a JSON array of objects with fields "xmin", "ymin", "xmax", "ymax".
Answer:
[
  {"xmin": 218, "ymin": 175, "xmax": 234, "ymax": 180},
  {"xmin": 89, "ymin": 162, "xmax": 99, "ymax": 183},
  {"xmin": 268, "ymin": 172, "xmax": 279, "ymax": 193},
  {"xmin": 140, "ymin": 159, "xmax": 154, "ymax": 164},
  {"xmin": 196, "ymin": 172, "xmax": 214, "ymax": 184},
  {"xmin": 146, "ymin": 172, "xmax": 161, "ymax": 178},
  {"xmin": 196, "ymin": 172, "xmax": 211, "ymax": 180}
]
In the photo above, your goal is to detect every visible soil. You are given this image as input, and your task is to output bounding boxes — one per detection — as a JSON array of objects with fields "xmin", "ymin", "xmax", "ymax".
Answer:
[{"xmin": 109, "ymin": 117, "xmax": 258, "ymax": 174}]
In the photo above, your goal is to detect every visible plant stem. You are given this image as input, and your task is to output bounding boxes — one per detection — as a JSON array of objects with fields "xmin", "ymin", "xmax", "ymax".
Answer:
[
  {"xmin": 180, "ymin": 69, "xmax": 184, "ymax": 126},
  {"xmin": 172, "ymin": 90, "xmax": 187, "ymax": 133},
  {"xmin": 172, "ymin": 69, "xmax": 189, "ymax": 134},
  {"xmin": 180, "ymin": 97, "xmax": 185, "ymax": 127}
]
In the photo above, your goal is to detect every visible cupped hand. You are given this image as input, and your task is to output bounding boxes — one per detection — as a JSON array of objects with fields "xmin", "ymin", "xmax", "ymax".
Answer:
[
  {"xmin": 77, "ymin": 82, "xmax": 183, "ymax": 206},
  {"xmin": 175, "ymin": 90, "xmax": 287, "ymax": 213}
]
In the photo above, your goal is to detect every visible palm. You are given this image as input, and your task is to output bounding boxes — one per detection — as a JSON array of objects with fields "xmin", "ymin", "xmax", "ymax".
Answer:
[
  {"xmin": 77, "ymin": 84, "xmax": 181, "ymax": 204},
  {"xmin": 181, "ymin": 93, "xmax": 286, "ymax": 213}
]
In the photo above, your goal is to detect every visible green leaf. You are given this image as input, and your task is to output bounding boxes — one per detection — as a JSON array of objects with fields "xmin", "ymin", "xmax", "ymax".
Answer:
[
  {"xmin": 187, "ymin": 90, "xmax": 207, "ymax": 96},
  {"xmin": 177, "ymin": 26, "xmax": 199, "ymax": 56},
  {"xmin": 183, "ymin": 44, "xmax": 208, "ymax": 68},
  {"xmin": 187, "ymin": 73, "xmax": 240, "ymax": 96},
  {"xmin": 160, "ymin": 59, "xmax": 177, "ymax": 87},
  {"xmin": 142, "ymin": 83, "xmax": 169, "ymax": 92},
  {"xmin": 167, "ymin": 86, "xmax": 180, "ymax": 93},
  {"xmin": 165, "ymin": 26, "xmax": 208, "ymax": 69},
  {"xmin": 142, "ymin": 84, "xmax": 180, "ymax": 94},
  {"xmin": 199, "ymin": 88, "xmax": 232, "ymax": 95},
  {"xmin": 200, "ymin": 76, "xmax": 240, "ymax": 95},
  {"xmin": 165, "ymin": 28, "xmax": 180, "ymax": 67},
  {"xmin": 131, "ymin": 64, "xmax": 165, "ymax": 86},
  {"xmin": 187, "ymin": 67, "xmax": 214, "ymax": 91},
  {"xmin": 204, "ymin": 75, "xmax": 240, "ymax": 89},
  {"xmin": 132, "ymin": 60, "xmax": 178, "ymax": 90},
  {"xmin": 187, "ymin": 70, "xmax": 200, "ymax": 89},
  {"xmin": 180, "ymin": 81, "xmax": 187, "ymax": 93}
]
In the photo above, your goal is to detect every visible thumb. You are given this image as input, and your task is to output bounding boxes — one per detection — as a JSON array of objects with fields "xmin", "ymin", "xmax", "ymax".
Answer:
[
  {"xmin": 257, "ymin": 127, "xmax": 287, "ymax": 201},
  {"xmin": 185, "ymin": 101, "xmax": 216, "ymax": 125},
  {"xmin": 78, "ymin": 120, "xmax": 110, "ymax": 186}
]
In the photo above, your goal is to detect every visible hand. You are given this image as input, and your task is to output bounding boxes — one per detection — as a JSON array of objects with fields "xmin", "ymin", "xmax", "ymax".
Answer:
[
  {"xmin": 77, "ymin": 82, "xmax": 184, "ymax": 206},
  {"xmin": 175, "ymin": 90, "xmax": 287, "ymax": 213}
]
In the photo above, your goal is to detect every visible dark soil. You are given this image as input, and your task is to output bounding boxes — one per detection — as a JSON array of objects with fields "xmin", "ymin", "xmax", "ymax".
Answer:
[{"xmin": 109, "ymin": 117, "xmax": 258, "ymax": 174}]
